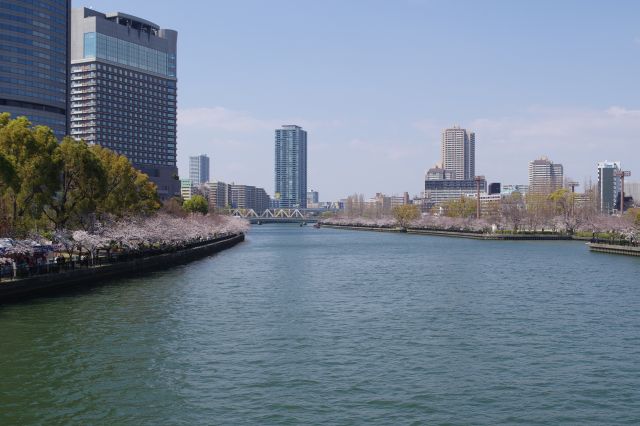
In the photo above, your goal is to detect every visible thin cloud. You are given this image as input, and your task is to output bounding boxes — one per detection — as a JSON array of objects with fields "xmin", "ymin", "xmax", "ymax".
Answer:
[
  {"xmin": 413, "ymin": 106, "xmax": 640, "ymax": 184},
  {"xmin": 178, "ymin": 107, "xmax": 278, "ymax": 132},
  {"xmin": 348, "ymin": 138, "xmax": 423, "ymax": 161}
]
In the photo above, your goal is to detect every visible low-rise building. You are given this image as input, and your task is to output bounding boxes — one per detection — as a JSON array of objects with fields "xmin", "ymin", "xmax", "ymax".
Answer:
[
  {"xmin": 180, "ymin": 179, "xmax": 194, "ymax": 201},
  {"xmin": 424, "ymin": 178, "xmax": 487, "ymax": 206},
  {"xmin": 501, "ymin": 184, "xmax": 529, "ymax": 196}
]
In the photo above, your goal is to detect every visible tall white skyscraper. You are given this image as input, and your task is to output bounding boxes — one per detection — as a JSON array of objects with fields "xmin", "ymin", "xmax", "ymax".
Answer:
[
  {"xmin": 441, "ymin": 126, "xmax": 475, "ymax": 180},
  {"xmin": 528, "ymin": 156, "xmax": 563, "ymax": 194},
  {"xmin": 189, "ymin": 154, "xmax": 210, "ymax": 185}
]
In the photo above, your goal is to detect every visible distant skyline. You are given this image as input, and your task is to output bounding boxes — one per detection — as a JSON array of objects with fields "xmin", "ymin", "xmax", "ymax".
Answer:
[{"xmin": 75, "ymin": 0, "xmax": 640, "ymax": 200}]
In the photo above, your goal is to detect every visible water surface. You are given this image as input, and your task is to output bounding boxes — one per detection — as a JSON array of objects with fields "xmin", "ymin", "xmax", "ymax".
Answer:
[{"xmin": 1, "ymin": 225, "xmax": 639, "ymax": 424}]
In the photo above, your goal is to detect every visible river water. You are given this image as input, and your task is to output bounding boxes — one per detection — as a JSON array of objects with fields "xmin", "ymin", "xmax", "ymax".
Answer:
[{"xmin": 1, "ymin": 225, "xmax": 640, "ymax": 424}]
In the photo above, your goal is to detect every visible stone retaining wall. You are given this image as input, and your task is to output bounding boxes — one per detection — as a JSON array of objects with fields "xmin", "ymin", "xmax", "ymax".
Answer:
[{"xmin": 0, "ymin": 233, "xmax": 245, "ymax": 302}]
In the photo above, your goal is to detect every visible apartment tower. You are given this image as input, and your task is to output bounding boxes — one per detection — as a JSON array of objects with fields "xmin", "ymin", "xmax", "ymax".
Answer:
[
  {"xmin": 441, "ymin": 126, "xmax": 475, "ymax": 180},
  {"xmin": 275, "ymin": 125, "xmax": 307, "ymax": 209},
  {"xmin": 528, "ymin": 156, "xmax": 563, "ymax": 194}
]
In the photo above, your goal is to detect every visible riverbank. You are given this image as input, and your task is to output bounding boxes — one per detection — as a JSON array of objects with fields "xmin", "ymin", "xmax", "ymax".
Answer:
[
  {"xmin": 587, "ymin": 242, "xmax": 640, "ymax": 257},
  {"xmin": 320, "ymin": 224, "xmax": 574, "ymax": 240},
  {"xmin": 0, "ymin": 233, "xmax": 244, "ymax": 302}
]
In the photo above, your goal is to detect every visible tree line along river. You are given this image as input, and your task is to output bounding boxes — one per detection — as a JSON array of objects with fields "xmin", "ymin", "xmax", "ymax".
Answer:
[{"xmin": 1, "ymin": 224, "xmax": 639, "ymax": 425}]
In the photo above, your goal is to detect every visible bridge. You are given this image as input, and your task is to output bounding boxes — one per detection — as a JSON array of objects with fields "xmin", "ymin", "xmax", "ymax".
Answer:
[{"xmin": 229, "ymin": 209, "xmax": 320, "ymax": 224}]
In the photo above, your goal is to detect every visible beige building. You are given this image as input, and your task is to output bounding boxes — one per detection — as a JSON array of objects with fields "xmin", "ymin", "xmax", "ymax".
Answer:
[
  {"xmin": 528, "ymin": 157, "xmax": 563, "ymax": 194},
  {"xmin": 441, "ymin": 126, "xmax": 475, "ymax": 180}
]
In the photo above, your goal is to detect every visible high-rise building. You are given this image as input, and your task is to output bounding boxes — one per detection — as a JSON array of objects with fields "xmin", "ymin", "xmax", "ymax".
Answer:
[
  {"xmin": 189, "ymin": 154, "xmax": 209, "ymax": 185},
  {"xmin": 441, "ymin": 126, "xmax": 475, "ymax": 180},
  {"xmin": 528, "ymin": 157, "xmax": 563, "ymax": 194},
  {"xmin": 597, "ymin": 161, "xmax": 621, "ymax": 214},
  {"xmin": 0, "ymin": 0, "xmax": 70, "ymax": 139},
  {"xmin": 69, "ymin": 8, "xmax": 179, "ymax": 199},
  {"xmin": 275, "ymin": 125, "xmax": 307, "ymax": 208},
  {"xmin": 307, "ymin": 190, "xmax": 319, "ymax": 206}
]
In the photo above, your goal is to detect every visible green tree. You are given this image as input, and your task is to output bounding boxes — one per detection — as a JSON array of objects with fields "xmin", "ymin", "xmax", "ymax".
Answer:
[
  {"xmin": 392, "ymin": 204, "xmax": 420, "ymax": 228},
  {"xmin": 183, "ymin": 195, "xmax": 209, "ymax": 215},
  {"xmin": 443, "ymin": 196, "xmax": 476, "ymax": 218},
  {"xmin": 549, "ymin": 188, "xmax": 578, "ymax": 233},
  {"xmin": 0, "ymin": 114, "xmax": 60, "ymax": 233},
  {"xmin": 90, "ymin": 145, "xmax": 160, "ymax": 217},
  {"xmin": 43, "ymin": 137, "xmax": 107, "ymax": 230},
  {"xmin": 0, "ymin": 151, "xmax": 16, "ymax": 188}
]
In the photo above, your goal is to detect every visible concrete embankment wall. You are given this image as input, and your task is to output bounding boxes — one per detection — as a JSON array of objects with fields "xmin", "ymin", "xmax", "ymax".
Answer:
[
  {"xmin": 587, "ymin": 243, "xmax": 640, "ymax": 257},
  {"xmin": 0, "ymin": 233, "xmax": 245, "ymax": 302},
  {"xmin": 320, "ymin": 224, "xmax": 573, "ymax": 240}
]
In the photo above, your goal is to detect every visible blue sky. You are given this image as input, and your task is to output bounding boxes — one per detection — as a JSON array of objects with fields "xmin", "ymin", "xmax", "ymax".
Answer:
[{"xmin": 76, "ymin": 0, "xmax": 640, "ymax": 200}]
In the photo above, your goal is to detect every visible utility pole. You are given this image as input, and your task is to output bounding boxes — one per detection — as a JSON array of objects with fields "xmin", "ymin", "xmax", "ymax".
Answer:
[
  {"xmin": 475, "ymin": 176, "xmax": 485, "ymax": 219},
  {"xmin": 615, "ymin": 170, "xmax": 631, "ymax": 214},
  {"xmin": 567, "ymin": 182, "xmax": 580, "ymax": 193},
  {"xmin": 567, "ymin": 181, "xmax": 580, "ymax": 217}
]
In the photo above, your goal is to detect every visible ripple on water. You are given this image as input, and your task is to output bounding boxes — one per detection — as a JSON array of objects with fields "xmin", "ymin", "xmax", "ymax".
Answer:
[{"xmin": 1, "ymin": 226, "xmax": 640, "ymax": 424}]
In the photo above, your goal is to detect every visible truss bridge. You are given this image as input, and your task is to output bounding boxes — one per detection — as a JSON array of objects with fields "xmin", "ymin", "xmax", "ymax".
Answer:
[{"xmin": 229, "ymin": 209, "xmax": 319, "ymax": 224}]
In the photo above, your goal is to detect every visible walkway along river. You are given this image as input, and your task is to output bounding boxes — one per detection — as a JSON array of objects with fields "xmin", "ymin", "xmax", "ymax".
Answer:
[{"xmin": 1, "ymin": 225, "xmax": 639, "ymax": 424}]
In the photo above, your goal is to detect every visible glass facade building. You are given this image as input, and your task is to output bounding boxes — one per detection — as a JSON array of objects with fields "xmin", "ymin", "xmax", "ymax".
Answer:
[
  {"xmin": 275, "ymin": 125, "xmax": 307, "ymax": 209},
  {"xmin": 0, "ymin": 0, "xmax": 70, "ymax": 139},
  {"xmin": 189, "ymin": 154, "xmax": 210, "ymax": 185},
  {"xmin": 70, "ymin": 8, "xmax": 179, "ymax": 199}
]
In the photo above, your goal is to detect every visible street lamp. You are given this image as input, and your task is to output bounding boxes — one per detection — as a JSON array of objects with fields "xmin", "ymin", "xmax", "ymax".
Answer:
[{"xmin": 614, "ymin": 170, "xmax": 631, "ymax": 214}]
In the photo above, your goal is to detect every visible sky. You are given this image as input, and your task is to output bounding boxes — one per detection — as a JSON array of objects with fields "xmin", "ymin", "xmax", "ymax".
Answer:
[{"xmin": 75, "ymin": 0, "xmax": 640, "ymax": 201}]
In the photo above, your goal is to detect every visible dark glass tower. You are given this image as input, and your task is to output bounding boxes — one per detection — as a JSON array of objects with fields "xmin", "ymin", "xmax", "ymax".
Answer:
[
  {"xmin": 0, "ymin": 0, "xmax": 70, "ymax": 139},
  {"xmin": 70, "ymin": 8, "xmax": 179, "ymax": 199}
]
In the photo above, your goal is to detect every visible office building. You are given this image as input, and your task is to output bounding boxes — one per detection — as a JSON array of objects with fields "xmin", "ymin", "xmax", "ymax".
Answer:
[
  {"xmin": 275, "ymin": 125, "xmax": 307, "ymax": 208},
  {"xmin": 230, "ymin": 184, "xmax": 271, "ymax": 214},
  {"xmin": 307, "ymin": 190, "xmax": 319, "ymax": 208},
  {"xmin": 626, "ymin": 182, "xmax": 640, "ymax": 206},
  {"xmin": 69, "ymin": 8, "xmax": 178, "ymax": 199},
  {"xmin": 597, "ymin": 161, "xmax": 621, "ymax": 214},
  {"xmin": 501, "ymin": 184, "xmax": 529, "ymax": 196},
  {"xmin": 0, "ymin": 0, "xmax": 70, "ymax": 139},
  {"xmin": 528, "ymin": 157, "xmax": 563, "ymax": 194},
  {"xmin": 189, "ymin": 154, "xmax": 209, "ymax": 185},
  {"xmin": 488, "ymin": 182, "xmax": 501, "ymax": 195},
  {"xmin": 424, "ymin": 178, "xmax": 486, "ymax": 206},
  {"xmin": 206, "ymin": 181, "xmax": 230, "ymax": 212},
  {"xmin": 441, "ymin": 126, "xmax": 475, "ymax": 180},
  {"xmin": 426, "ymin": 166, "xmax": 453, "ymax": 181}
]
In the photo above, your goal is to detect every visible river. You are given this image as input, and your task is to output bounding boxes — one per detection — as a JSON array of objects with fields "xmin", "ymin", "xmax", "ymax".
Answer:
[{"xmin": 1, "ymin": 225, "xmax": 640, "ymax": 424}]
